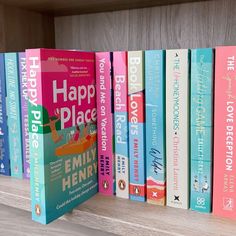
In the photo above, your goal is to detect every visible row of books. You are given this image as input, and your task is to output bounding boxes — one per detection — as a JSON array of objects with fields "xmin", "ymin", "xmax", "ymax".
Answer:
[
  {"xmin": 0, "ymin": 53, "xmax": 30, "ymax": 179},
  {"xmin": 0, "ymin": 47, "xmax": 235, "ymax": 224},
  {"xmin": 96, "ymin": 47, "xmax": 236, "ymax": 220}
]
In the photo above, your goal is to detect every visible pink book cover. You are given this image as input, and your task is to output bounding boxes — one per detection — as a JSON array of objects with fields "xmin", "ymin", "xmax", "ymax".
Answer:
[
  {"xmin": 213, "ymin": 46, "xmax": 236, "ymax": 219},
  {"xmin": 96, "ymin": 52, "xmax": 115, "ymax": 195},
  {"xmin": 27, "ymin": 48, "xmax": 98, "ymax": 224}
]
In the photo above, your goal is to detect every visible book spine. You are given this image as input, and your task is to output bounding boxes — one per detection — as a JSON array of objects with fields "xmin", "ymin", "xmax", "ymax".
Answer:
[
  {"xmin": 145, "ymin": 50, "xmax": 166, "ymax": 205},
  {"xmin": 19, "ymin": 52, "xmax": 30, "ymax": 179},
  {"xmin": 113, "ymin": 51, "xmax": 129, "ymax": 199},
  {"xmin": 128, "ymin": 51, "xmax": 146, "ymax": 202},
  {"xmin": 213, "ymin": 46, "xmax": 236, "ymax": 219},
  {"xmin": 26, "ymin": 49, "xmax": 46, "ymax": 224},
  {"xmin": 5, "ymin": 53, "xmax": 23, "ymax": 179},
  {"xmin": 190, "ymin": 48, "xmax": 213, "ymax": 213},
  {"xmin": 166, "ymin": 49, "xmax": 189, "ymax": 209},
  {"xmin": 96, "ymin": 52, "xmax": 115, "ymax": 195},
  {"xmin": 0, "ymin": 54, "xmax": 10, "ymax": 176}
]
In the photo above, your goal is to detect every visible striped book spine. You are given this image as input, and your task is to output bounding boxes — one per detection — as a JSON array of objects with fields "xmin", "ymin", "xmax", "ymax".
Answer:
[
  {"xmin": 128, "ymin": 51, "xmax": 146, "ymax": 202},
  {"xmin": 114, "ymin": 51, "xmax": 129, "ymax": 199}
]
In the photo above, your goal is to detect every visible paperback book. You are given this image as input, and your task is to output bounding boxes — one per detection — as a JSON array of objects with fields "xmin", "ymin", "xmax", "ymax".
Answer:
[
  {"xmin": 27, "ymin": 49, "xmax": 98, "ymax": 224},
  {"xmin": 19, "ymin": 52, "xmax": 30, "ymax": 179},
  {"xmin": 113, "ymin": 51, "xmax": 129, "ymax": 199},
  {"xmin": 96, "ymin": 52, "xmax": 115, "ymax": 195},
  {"xmin": 213, "ymin": 46, "xmax": 236, "ymax": 219},
  {"xmin": 145, "ymin": 50, "xmax": 166, "ymax": 205},
  {"xmin": 5, "ymin": 53, "xmax": 23, "ymax": 179},
  {"xmin": 128, "ymin": 51, "xmax": 146, "ymax": 202},
  {"xmin": 166, "ymin": 49, "xmax": 189, "ymax": 209},
  {"xmin": 0, "ymin": 53, "xmax": 10, "ymax": 176},
  {"xmin": 190, "ymin": 48, "xmax": 214, "ymax": 213}
]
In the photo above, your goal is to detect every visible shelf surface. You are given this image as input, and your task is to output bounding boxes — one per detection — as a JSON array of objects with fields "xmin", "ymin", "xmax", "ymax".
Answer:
[
  {"xmin": 0, "ymin": 204, "xmax": 114, "ymax": 236},
  {"xmin": 0, "ymin": 175, "xmax": 236, "ymax": 236},
  {"xmin": 0, "ymin": 0, "xmax": 209, "ymax": 16}
]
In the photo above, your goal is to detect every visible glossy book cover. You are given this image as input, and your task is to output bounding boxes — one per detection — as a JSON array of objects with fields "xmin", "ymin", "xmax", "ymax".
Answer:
[
  {"xmin": 128, "ymin": 51, "xmax": 146, "ymax": 202},
  {"xmin": 96, "ymin": 52, "xmax": 115, "ymax": 195},
  {"xmin": 145, "ymin": 50, "xmax": 166, "ymax": 205},
  {"xmin": 113, "ymin": 51, "xmax": 129, "ymax": 199},
  {"xmin": 5, "ymin": 53, "xmax": 23, "ymax": 179},
  {"xmin": 213, "ymin": 46, "xmax": 236, "ymax": 219},
  {"xmin": 27, "ymin": 49, "xmax": 98, "ymax": 224},
  {"xmin": 0, "ymin": 53, "xmax": 10, "ymax": 176},
  {"xmin": 190, "ymin": 48, "xmax": 213, "ymax": 213}
]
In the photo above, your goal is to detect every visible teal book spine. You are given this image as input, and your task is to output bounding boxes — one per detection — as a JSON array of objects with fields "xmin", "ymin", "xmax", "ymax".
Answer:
[
  {"xmin": 145, "ymin": 50, "xmax": 166, "ymax": 205},
  {"xmin": 190, "ymin": 48, "xmax": 214, "ymax": 213},
  {"xmin": 5, "ymin": 53, "xmax": 23, "ymax": 179}
]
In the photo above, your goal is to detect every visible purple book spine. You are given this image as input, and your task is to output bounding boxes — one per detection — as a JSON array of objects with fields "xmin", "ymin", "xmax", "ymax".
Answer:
[{"xmin": 19, "ymin": 52, "xmax": 30, "ymax": 179}]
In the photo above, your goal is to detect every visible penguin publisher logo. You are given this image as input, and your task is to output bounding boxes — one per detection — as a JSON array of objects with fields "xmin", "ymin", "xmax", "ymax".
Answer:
[
  {"xmin": 35, "ymin": 204, "xmax": 41, "ymax": 216},
  {"xmin": 103, "ymin": 180, "xmax": 109, "ymax": 190},
  {"xmin": 118, "ymin": 180, "xmax": 126, "ymax": 191},
  {"xmin": 133, "ymin": 186, "xmax": 140, "ymax": 196}
]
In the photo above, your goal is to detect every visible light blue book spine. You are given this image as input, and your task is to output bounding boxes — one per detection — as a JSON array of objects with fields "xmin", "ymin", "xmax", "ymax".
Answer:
[
  {"xmin": 145, "ymin": 50, "xmax": 166, "ymax": 205},
  {"xmin": 190, "ymin": 48, "xmax": 213, "ymax": 213},
  {"xmin": 5, "ymin": 53, "xmax": 23, "ymax": 179}
]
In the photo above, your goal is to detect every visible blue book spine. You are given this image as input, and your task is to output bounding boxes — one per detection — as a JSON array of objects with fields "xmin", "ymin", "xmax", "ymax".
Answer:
[
  {"xmin": 190, "ymin": 48, "xmax": 214, "ymax": 213},
  {"xmin": 0, "ymin": 54, "xmax": 10, "ymax": 176},
  {"xmin": 145, "ymin": 50, "xmax": 166, "ymax": 205},
  {"xmin": 5, "ymin": 53, "xmax": 23, "ymax": 179}
]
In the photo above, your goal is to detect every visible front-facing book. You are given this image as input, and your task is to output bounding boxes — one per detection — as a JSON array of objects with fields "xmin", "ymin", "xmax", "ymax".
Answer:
[{"xmin": 27, "ymin": 49, "xmax": 98, "ymax": 224}]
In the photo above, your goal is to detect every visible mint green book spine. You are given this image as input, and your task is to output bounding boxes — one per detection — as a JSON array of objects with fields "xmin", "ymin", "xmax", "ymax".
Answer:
[
  {"xmin": 5, "ymin": 53, "xmax": 23, "ymax": 178},
  {"xmin": 190, "ymin": 48, "xmax": 214, "ymax": 213}
]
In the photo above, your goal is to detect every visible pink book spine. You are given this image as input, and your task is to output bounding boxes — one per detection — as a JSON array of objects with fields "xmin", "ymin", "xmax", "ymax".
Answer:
[
  {"xmin": 113, "ymin": 51, "xmax": 129, "ymax": 199},
  {"xmin": 96, "ymin": 52, "xmax": 114, "ymax": 195},
  {"xmin": 213, "ymin": 46, "xmax": 236, "ymax": 219}
]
